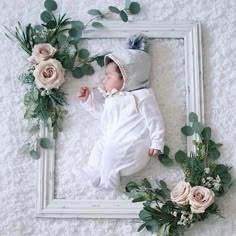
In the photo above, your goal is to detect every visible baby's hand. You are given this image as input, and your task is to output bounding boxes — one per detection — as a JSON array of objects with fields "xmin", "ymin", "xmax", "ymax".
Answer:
[
  {"xmin": 78, "ymin": 87, "xmax": 90, "ymax": 102},
  {"xmin": 149, "ymin": 149, "xmax": 161, "ymax": 157}
]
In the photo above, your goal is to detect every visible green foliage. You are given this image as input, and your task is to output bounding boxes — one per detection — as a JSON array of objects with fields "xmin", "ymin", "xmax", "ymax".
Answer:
[
  {"xmin": 44, "ymin": 0, "xmax": 57, "ymax": 12},
  {"xmin": 129, "ymin": 2, "xmax": 141, "ymax": 14},
  {"xmin": 126, "ymin": 112, "xmax": 233, "ymax": 235},
  {"xmin": 40, "ymin": 138, "xmax": 52, "ymax": 149}
]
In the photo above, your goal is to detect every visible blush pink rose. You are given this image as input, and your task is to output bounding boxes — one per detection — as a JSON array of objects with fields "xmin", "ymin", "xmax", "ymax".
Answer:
[
  {"xmin": 170, "ymin": 182, "xmax": 191, "ymax": 205},
  {"xmin": 189, "ymin": 186, "xmax": 215, "ymax": 213},
  {"xmin": 33, "ymin": 59, "xmax": 65, "ymax": 90},
  {"xmin": 29, "ymin": 43, "xmax": 57, "ymax": 64}
]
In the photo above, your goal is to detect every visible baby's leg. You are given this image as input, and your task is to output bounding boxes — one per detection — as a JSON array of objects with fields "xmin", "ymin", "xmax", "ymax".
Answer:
[
  {"xmin": 81, "ymin": 139, "xmax": 104, "ymax": 186},
  {"xmin": 99, "ymin": 142, "xmax": 125, "ymax": 189}
]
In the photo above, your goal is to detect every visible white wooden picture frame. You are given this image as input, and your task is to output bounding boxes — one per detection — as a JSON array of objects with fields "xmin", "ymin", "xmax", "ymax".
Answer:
[{"xmin": 36, "ymin": 21, "xmax": 204, "ymax": 219}]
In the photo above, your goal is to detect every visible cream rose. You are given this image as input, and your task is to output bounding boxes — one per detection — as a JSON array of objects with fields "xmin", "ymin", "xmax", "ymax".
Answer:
[
  {"xmin": 33, "ymin": 59, "xmax": 65, "ymax": 90},
  {"xmin": 189, "ymin": 186, "xmax": 215, "ymax": 214},
  {"xmin": 170, "ymin": 182, "xmax": 191, "ymax": 205},
  {"xmin": 29, "ymin": 43, "xmax": 57, "ymax": 63}
]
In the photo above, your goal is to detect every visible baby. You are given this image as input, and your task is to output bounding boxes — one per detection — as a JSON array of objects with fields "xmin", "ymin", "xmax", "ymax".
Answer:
[{"xmin": 78, "ymin": 33, "xmax": 165, "ymax": 189}]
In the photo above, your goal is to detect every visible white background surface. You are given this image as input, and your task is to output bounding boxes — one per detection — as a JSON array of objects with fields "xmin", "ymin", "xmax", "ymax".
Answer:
[{"xmin": 0, "ymin": 0, "xmax": 235, "ymax": 235}]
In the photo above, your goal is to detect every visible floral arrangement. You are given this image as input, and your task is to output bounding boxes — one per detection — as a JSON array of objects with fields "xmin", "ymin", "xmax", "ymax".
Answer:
[
  {"xmin": 125, "ymin": 112, "xmax": 233, "ymax": 235},
  {"xmin": 5, "ymin": 0, "xmax": 141, "ymax": 159}
]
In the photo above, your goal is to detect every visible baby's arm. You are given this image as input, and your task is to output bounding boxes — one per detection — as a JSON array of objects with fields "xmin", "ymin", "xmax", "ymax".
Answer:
[
  {"xmin": 78, "ymin": 86, "xmax": 105, "ymax": 119},
  {"xmin": 139, "ymin": 89, "xmax": 165, "ymax": 155}
]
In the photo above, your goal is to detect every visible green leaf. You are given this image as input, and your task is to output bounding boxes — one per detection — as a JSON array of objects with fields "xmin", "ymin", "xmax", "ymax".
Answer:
[
  {"xmin": 202, "ymin": 127, "xmax": 211, "ymax": 142},
  {"xmin": 40, "ymin": 11, "xmax": 52, "ymax": 23},
  {"xmin": 95, "ymin": 55, "xmax": 105, "ymax": 67},
  {"xmin": 46, "ymin": 20, "xmax": 57, "ymax": 29},
  {"xmin": 81, "ymin": 64, "xmax": 94, "ymax": 75},
  {"xmin": 71, "ymin": 20, "xmax": 84, "ymax": 29},
  {"xmin": 137, "ymin": 223, "xmax": 146, "ymax": 232},
  {"xmin": 57, "ymin": 33, "xmax": 67, "ymax": 45},
  {"xmin": 87, "ymin": 9, "xmax": 102, "ymax": 16},
  {"xmin": 79, "ymin": 49, "xmax": 90, "ymax": 59},
  {"xmin": 120, "ymin": 10, "xmax": 128, "ymax": 22},
  {"xmin": 92, "ymin": 22, "xmax": 104, "ymax": 28},
  {"xmin": 139, "ymin": 209, "xmax": 153, "ymax": 221},
  {"xmin": 181, "ymin": 125, "xmax": 194, "ymax": 136},
  {"xmin": 145, "ymin": 220, "xmax": 159, "ymax": 233},
  {"xmin": 158, "ymin": 154, "xmax": 174, "ymax": 166},
  {"xmin": 125, "ymin": 181, "xmax": 140, "ymax": 192},
  {"xmin": 175, "ymin": 150, "xmax": 187, "ymax": 163},
  {"xmin": 109, "ymin": 6, "xmax": 120, "ymax": 14},
  {"xmin": 141, "ymin": 178, "xmax": 152, "ymax": 188},
  {"xmin": 44, "ymin": 0, "xmax": 57, "ymax": 11},
  {"xmin": 30, "ymin": 150, "xmax": 40, "ymax": 160},
  {"xmin": 208, "ymin": 148, "xmax": 220, "ymax": 160},
  {"xmin": 57, "ymin": 118, "xmax": 63, "ymax": 132},
  {"xmin": 220, "ymin": 172, "xmax": 232, "ymax": 185},
  {"xmin": 69, "ymin": 27, "xmax": 82, "ymax": 38},
  {"xmin": 40, "ymin": 138, "xmax": 52, "ymax": 149},
  {"xmin": 192, "ymin": 121, "xmax": 204, "ymax": 135},
  {"xmin": 72, "ymin": 67, "xmax": 84, "ymax": 79},
  {"xmin": 129, "ymin": 2, "xmax": 141, "ymax": 14},
  {"xmin": 163, "ymin": 145, "xmax": 170, "ymax": 155},
  {"xmin": 189, "ymin": 112, "xmax": 198, "ymax": 122},
  {"xmin": 29, "ymin": 124, "xmax": 40, "ymax": 135},
  {"xmin": 63, "ymin": 57, "xmax": 75, "ymax": 70},
  {"xmin": 53, "ymin": 126, "xmax": 58, "ymax": 139},
  {"xmin": 34, "ymin": 25, "xmax": 44, "ymax": 32}
]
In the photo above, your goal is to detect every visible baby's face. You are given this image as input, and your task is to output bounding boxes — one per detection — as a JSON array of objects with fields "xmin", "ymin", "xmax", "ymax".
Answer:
[{"xmin": 103, "ymin": 62, "xmax": 124, "ymax": 92}]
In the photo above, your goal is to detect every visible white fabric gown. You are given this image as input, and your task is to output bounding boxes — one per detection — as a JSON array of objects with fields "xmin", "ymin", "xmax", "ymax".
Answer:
[{"xmin": 80, "ymin": 87, "xmax": 165, "ymax": 189}]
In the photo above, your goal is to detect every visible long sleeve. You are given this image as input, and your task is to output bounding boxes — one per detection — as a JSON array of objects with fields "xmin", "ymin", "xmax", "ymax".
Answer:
[
  {"xmin": 139, "ymin": 89, "xmax": 165, "ymax": 152},
  {"xmin": 80, "ymin": 87, "xmax": 105, "ymax": 119}
]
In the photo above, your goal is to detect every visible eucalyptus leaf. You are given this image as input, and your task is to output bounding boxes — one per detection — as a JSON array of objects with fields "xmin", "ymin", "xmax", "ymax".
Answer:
[
  {"xmin": 40, "ymin": 138, "xmax": 52, "ymax": 149},
  {"xmin": 139, "ymin": 209, "xmax": 153, "ymax": 221},
  {"xmin": 129, "ymin": 2, "xmax": 141, "ymax": 14},
  {"xmin": 81, "ymin": 64, "xmax": 94, "ymax": 75},
  {"xmin": 189, "ymin": 112, "xmax": 198, "ymax": 122},
  {"xmin": 208, "ymin": 148, "xmax": 220, "ymax": 160},
  {"xmin": 79, "ymin": 48, "xmax": 90, "ymax": 59},
  {"xmin": 69, "ymin": 27, "xmax": 81, "ymax": 38},
  {"xmin": 40, "ymin": 11, "xmax": 52, "ymax": 23},
  {"xmin": 175, "ymin": 150, "xmax": 187, "ymax": 163},
  {"xmin": 63, "ymin": 57, "xmax": 75, "ymax": 70},
  {"xmin": 158, "ymin": 154, "xmax": 174, "ymax": 166},
  {"xmin": 72, "ymin": 67, "xmax": 84, "ymax": 79},
  {"xmin": 120, "ymin": 10, "xmax": 128, "ymax": 22},
  {"xmin": 141, "ymin": 178, "xmax": 152, "ymax": 188},
  {"xmin": 71, "ymin": 20, "xmax": 84, "ymax": 29},
  {"xmin": 34, "ymin": 25, "xmax": 44, "ymax": 32},
  {"xmin": 44, "ymin": 0, "xmax": 57, "ymax": 12},
  {"xmin": 192, "ymin": 121, "xmax": 204, "ymax": 135},
  {"xmin": 181, "ymin": 125, "xmax": 194, "ymax": 136},
  {"xmin": 163, "ymin": 145, "xmax": 170, "ymax": 155},
  {"xmin": 92, "ymin": 22, "xmax": 104, "ymax": 28},
  {"xmin": 202, "ymin": 127, "xmax": 211, "ymax": 142},
  {"xmin": 109, "ymin": 6, "xmax": 120, "ymax": 14},
  {"xmin": 95, "ymin": 55, "xmax": 105, "ymax": 67},
  {"xmin": 30, "ymin": 150, "xmax": 40, "ymax": 160},
  {"xmin": 87, "ymin": 9, "xmax": 102, "ymax": 16},
  {"xmin": 33, "ymin": 91, "xmax": 39, "ymax": 101},
  {"xmin": 53, "ymin": 126, "xmax": 58, "ymax": 139},
  {"xmin": 57, "ymin": 33, "xmax": 67, "ymax": 45}
]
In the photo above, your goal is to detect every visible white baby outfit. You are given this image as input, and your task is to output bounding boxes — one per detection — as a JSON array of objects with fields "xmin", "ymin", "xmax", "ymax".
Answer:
[{"xmin": 80, "ymin": 43, "xmax": 165, "ymax": 189}]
